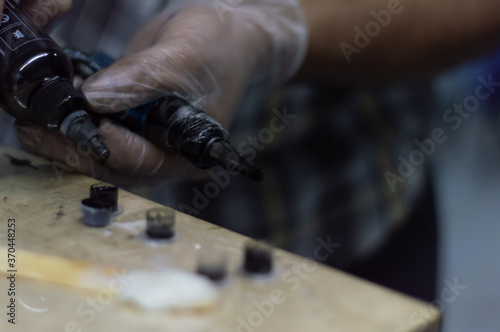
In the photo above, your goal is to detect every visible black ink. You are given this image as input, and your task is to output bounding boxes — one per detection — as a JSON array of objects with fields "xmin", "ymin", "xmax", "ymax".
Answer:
[{"xmin": 4, "ymin": 153, "xmax": 39, "ymax": 169}]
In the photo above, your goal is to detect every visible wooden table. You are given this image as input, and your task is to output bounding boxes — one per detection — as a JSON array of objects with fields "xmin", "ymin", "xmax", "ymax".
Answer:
[{"xmin": 0, "ymin": 145, "xmax": 441, "ymax": 332}]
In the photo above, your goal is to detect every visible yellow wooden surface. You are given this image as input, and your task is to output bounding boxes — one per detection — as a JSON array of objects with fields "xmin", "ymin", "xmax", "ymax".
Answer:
[{"xmin": 0, "ymin": 145, "xmax": 441, "ymax": 332}]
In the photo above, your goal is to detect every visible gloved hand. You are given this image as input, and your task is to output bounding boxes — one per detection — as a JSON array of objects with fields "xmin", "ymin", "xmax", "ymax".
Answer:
[{"xmin": 14, "ymin": 0, "xmax": 307, "ymax": 186}]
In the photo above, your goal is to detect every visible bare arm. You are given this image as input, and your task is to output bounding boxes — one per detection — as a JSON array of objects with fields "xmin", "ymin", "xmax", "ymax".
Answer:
[{"xmin": 297, "ymin": 0, "xmax": 500, "ymax": 86}]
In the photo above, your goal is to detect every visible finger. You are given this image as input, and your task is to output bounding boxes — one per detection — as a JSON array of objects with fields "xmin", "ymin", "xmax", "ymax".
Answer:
[
  {"xmin": 19, "ymin": 0, "xmax": 71, "ymax": 29},
  {"xmin": 81, "ymin": 44, "xmax": 205, "ymax": 113},
  {"xmin": 125, "ymin": 8, "xmax": 175, "ymax": 54},
  {"xmin": 99, "ymin": 120, "xmax": 206, "ymax": 179},
  {"xmin": 13, "ymin": 122, "xmax": 144, "ymax": 186},
  {"xmin": 14, "ymin": 121, "xmax": 206, "ymax": 184}
]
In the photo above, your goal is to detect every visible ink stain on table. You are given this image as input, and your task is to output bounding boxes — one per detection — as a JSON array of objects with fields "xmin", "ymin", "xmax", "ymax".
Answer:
[{"xmin": 4, "ymin": 153, "xmax": 39, "ymax": 170}]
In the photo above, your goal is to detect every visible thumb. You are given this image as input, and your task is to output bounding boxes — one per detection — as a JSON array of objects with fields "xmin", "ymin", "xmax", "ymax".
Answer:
[
  {"xmin": 81, "ymin": 47, "xmax": 171, "ymax": 113},
  {"xmin": 82, "ymin": 44, "xmax": 206, "ymax": 113},
  {"xmin": 19, "ymin": 0, "xmax": 71, "ymax": 29}
]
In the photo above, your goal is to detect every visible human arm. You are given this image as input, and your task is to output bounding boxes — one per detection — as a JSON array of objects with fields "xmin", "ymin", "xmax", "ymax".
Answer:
[{"xmin": 297, "ymin": 0, "xmax": 500, "ymax": 86}]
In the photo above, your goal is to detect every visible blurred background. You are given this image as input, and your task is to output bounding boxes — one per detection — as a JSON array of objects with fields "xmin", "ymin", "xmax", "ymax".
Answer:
[{"xmin": 431, "ymin": 50, "xmax": 500, "ymax": 332}]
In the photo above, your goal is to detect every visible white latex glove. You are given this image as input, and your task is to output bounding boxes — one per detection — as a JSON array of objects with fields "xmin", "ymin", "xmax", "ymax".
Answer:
[{"xmin": 14, "ymin": 0, "xmax": 307, "ymax": 186}]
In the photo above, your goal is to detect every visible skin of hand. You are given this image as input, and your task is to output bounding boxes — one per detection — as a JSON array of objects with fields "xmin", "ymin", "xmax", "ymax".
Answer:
[{"xmin": 13, "ymin": 2, "xmax": 307, "ymax": 186}]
